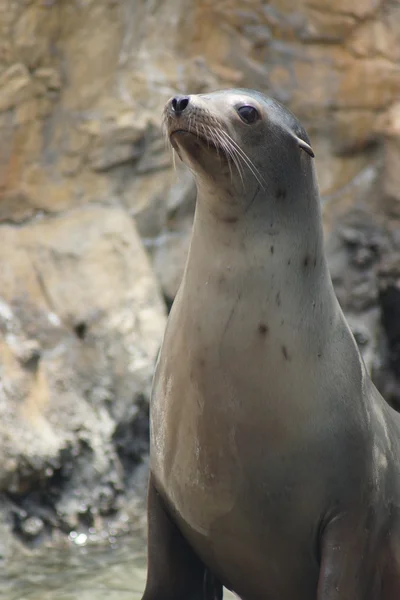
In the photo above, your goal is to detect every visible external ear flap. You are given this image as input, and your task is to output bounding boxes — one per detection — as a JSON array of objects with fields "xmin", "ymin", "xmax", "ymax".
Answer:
[{"xmin": 296, "ymin": 136, "xmax": 315, "ymax": 158}]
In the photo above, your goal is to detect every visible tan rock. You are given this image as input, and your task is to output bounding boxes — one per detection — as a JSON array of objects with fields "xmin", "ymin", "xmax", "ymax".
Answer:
[
  {"xmin": 375, "ymin": 103, "xmax": 400, "ymax": 215},
  {"xmin": 382, "ymin": 139, "xmax": 400, "ymax": 216},
  {"xmin": 300, "ymin": 8, "xmax": 356, "ymax": 41},
  {"xmin": 153, "ymin": 223, "xmax": 192, "ymax": 301},
  {"xmin": 88, "ymin": 117, "xmax": 147, "ymax": 172},
  {"xmin": 0, "ymin": 204, "xmax": 165, "ymax": 510},
  {"xmin": 309, "ymin": 0, "xmax": 381, "ymax": 19},
  {"xmin": 337, "ymin": 57, "xmax": 400, "ymax": 109},
  {"xmin": 0, "ymin": 63, "xmax": 32, "ymax": 112},
  {"xmin": 376, "ymin": 102, "xmax": 400, "ymax": 138},
  {"xmin": 34, "ymin": 67, "xmax": 62, "ymax": 92},
  {"xmin": 331, "ymin": 109, "xmax": 378, "ymax": 154}
]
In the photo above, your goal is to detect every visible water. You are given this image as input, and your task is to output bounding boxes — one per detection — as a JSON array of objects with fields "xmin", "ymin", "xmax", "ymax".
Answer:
[
  {"xmin": 2, "ymin": 536, "xmax": 147, "ymax": 600},
  {"xmin": 2, "ymin": 535, "xmax": 236, "ymax": 600}
]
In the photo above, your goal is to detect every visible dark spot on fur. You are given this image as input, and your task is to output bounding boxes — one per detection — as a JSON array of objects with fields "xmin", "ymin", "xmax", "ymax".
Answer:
[
  {"xmin": 218, "ymin": 274, "xmax": 226, "ymax": 285},
  {"xmin": 276, "ymin": 188, "xmax": 287, "ymax": 200},
  {"xmin": 314, "ymin": 257, "xmax": 317, "ymax": 267},
  {"xmin": 199, "ymin": 358, "xmax": 205, "ymax": 367},
  {"xmin": 287, "ymin": 258, "xmax": 291, "ymax": 266},
  {"xmin": 303, "ymin": 255, "xmax": 310, "ymax": 267},
  {"xmin": 221, "ymin": 215, "xmax": 239, "ymax": 223},
  {"xmin": 317, "ymin": 352, "xmax": 322, "ymax": 359},
  {"xmin": 281, "ymin": 319, "xmax": 285, "ymax": 325},
  {"xmin": 275, "ymin": 291, "xmax": 281, "ymax": 307},
  {"xmin": 282, "ymin": 345, "xmax": 289, "ymax": 360},
  {"xmin": 270, "ymin": 245, "xmax": 274, "ymax": 255},
  {"xmin": 258, "ymin": 323, "xmax": 269, "ymax": 335}
]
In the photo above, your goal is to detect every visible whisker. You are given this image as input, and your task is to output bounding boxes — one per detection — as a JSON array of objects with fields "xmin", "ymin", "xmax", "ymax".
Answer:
[
  {"xmin": 211, "ymin": 126, "xmax": 220, "ymax": 160},
  {"xmin": 225, "ymin": 139, "xmax": 246, "ymax": 187},
  {"xmin": 211, "ymin": 127, "xmax": 237, "ymax": 185},
  {"xmin": 219, "ymin": 130, "xmax": 266, "ymax": 190},
  {"xmin": 229, "ymin": 138, "xmax": 266, "ymax": 189},
  {"xmin": 222, "ymin": 135, "xmax": 265, "ymax": 189},
  {"xmin": 209, "ymin": 126, "xmax": 249, "ymax": 188},
  {"xmin": 188, "ymin": 114, "xmax": 193, "ymax": 138},
  {"xmin": 213, "ymin": 128, "xmax": 245, "ymax": 188},
  {"xmin": 201, "ymin": 123, "xmax": 211, "ymax": 149},
  {"xmin": 162, "ymin": 115, "xmax": 169, "ymax": 148}
]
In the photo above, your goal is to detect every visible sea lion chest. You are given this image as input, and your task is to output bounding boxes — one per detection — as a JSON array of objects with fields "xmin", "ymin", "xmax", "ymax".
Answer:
[{"xmin": 149, "ymin": 277, "xmax": 323, "ymax": 549}]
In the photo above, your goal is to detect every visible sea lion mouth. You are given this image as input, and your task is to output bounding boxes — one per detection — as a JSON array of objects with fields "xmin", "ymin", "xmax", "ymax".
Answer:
[{"xmin": 169, "ymin": 128, "xmax": 223, "ymax": 155}]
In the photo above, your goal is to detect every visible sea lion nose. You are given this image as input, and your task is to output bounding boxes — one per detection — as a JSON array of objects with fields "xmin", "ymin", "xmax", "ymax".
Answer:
[{"xmin": 171, "ymin": 95, "xmax": 190, "ymax": 115}]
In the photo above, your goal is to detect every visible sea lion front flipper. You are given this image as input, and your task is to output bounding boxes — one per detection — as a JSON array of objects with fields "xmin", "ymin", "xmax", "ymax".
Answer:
[
  {"xmin": 317, "ymin": 512, "xmax": 385, "ymax": 600},
  {"xmin": 203, "ymin": 569, "xmax": 223, "ymax": 600},
  {"xmin": 141, "ymin": 473, "xmax": 222, "ymax": 600}
]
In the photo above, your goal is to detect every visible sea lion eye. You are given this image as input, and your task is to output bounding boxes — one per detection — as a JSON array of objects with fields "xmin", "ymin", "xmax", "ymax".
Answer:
[{"xmin": 237, "ymin": 105, "xmax": 259, "ymax": 124}]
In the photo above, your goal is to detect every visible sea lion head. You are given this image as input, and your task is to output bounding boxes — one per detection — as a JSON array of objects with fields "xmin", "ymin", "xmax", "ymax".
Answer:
[{"xmin": 163, "ymin": 89, "xmax": 316, "ymax": 222}]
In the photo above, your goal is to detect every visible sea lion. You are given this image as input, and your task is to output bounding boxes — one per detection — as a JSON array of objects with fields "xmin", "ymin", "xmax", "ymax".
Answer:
[{"xmin": 141, "ymin": 89, "xmax": 400, "ymax": 600}]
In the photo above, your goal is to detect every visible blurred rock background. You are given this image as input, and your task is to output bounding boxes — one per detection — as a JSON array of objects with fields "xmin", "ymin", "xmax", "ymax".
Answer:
[{"xmin": 0, "ymin": 0, "xmax": 399, "ymax": 550}]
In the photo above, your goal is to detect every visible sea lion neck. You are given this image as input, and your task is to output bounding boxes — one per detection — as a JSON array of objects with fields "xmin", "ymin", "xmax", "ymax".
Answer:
[{"xmin": 181, "ymin": 187, "xmax": 339, "ymax": 352}]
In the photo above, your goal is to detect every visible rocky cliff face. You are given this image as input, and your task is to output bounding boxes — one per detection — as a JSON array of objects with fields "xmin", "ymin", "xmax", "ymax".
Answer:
[{"xmin": 0, "ymin": 0, "xmax": 399, "ymax": 548}]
